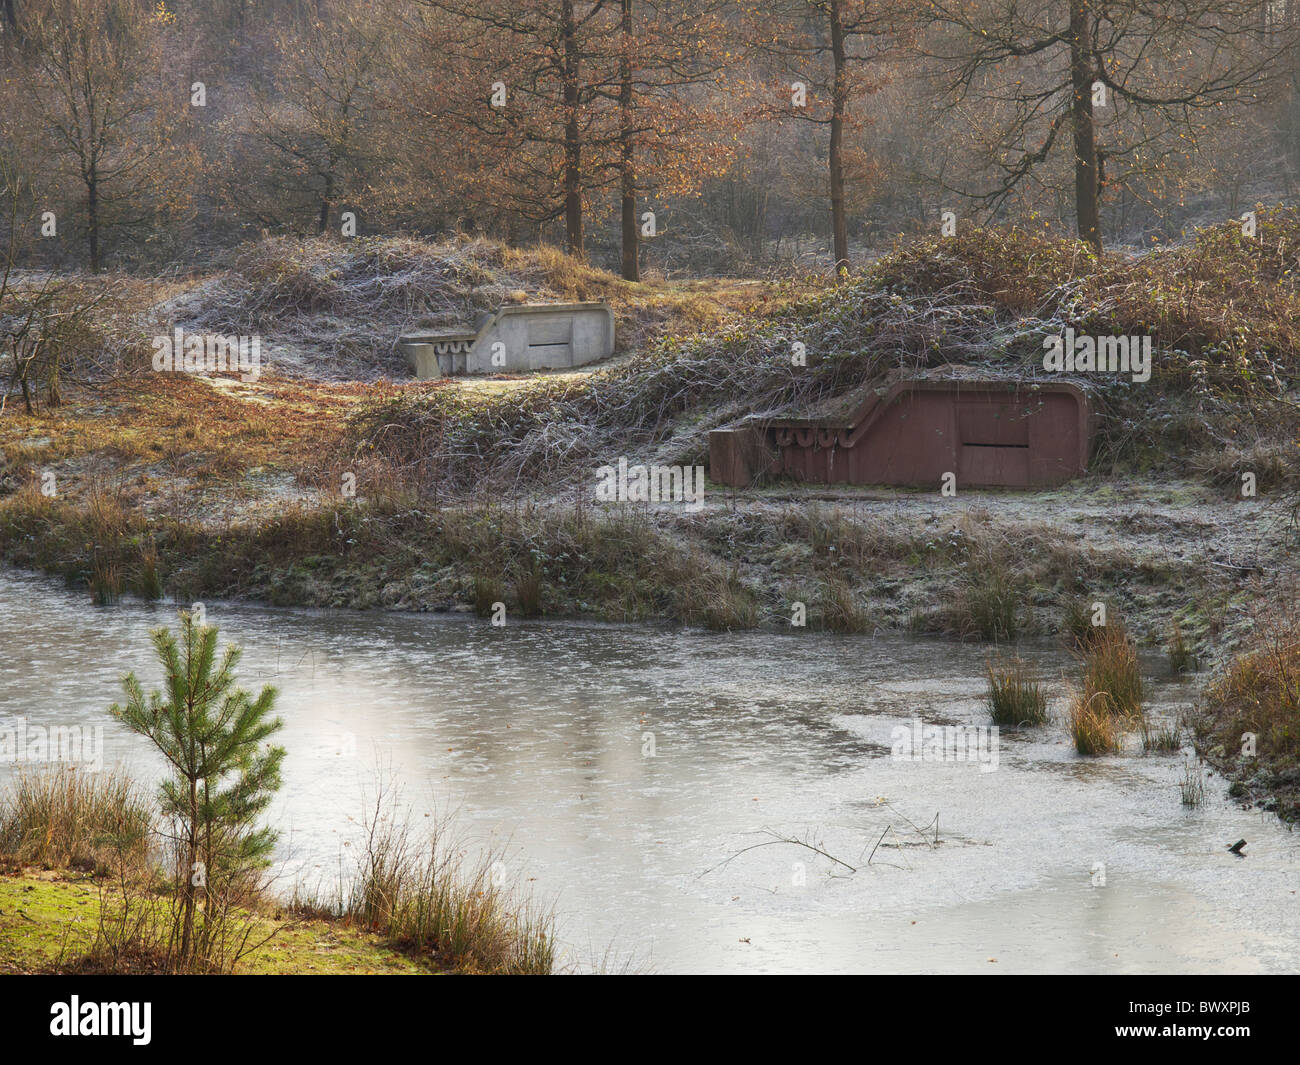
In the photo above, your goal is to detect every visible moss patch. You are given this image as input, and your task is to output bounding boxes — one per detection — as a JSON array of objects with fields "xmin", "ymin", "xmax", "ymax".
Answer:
[{"xmin": 0, "ymin": 871, "xmax": 430, "ymax": 975}]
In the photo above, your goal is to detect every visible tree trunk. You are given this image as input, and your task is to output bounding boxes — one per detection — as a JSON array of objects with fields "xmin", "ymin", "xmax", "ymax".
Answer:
[
  {"xmin": 182, "ymin": 776, "xmax": 197, "ymax": 964},
  {"xmin": 562, "ymin": 0, "xmax": 584, "ymax": 257},
  {"xmin": 2, "ymin": 0, "xmax": 19, "ymax": 37},
  {"xmin": 18, "ymin": 346, "xmax": 34, "ymax": 415},
  {"xmin": 1069, "ymin": 0, "xmax": 1101, "ymax": 253},
  {"xmin": 47, "ymin": 350, "xmax": 62, "ymax": 408},
  {"xmin": 319, "ymin": 166, "xmax": 335, "ymax": 235},
  {"xmin": 87, "ymin": 162, "xmax": 101, "ymax": 272},
  {"xmin": 1287, "ymin": 0, "xmax": 1300, "ymax": 175},
  {"xmin": 199, "ymin": 771, "xmax": 212, "ymax": 955},
  {"xmin": 619, "ymin": 0, "xmax": 638, "ymax": 281},
  {"xmin": 828, "ymin": 0, "xmax": 849, "ymax": 274}
]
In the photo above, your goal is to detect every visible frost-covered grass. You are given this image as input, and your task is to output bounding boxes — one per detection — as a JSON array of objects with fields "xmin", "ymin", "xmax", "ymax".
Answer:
[{"xmin": 350, "ymin": 212, "xmax": 1300, "ymax": 498}]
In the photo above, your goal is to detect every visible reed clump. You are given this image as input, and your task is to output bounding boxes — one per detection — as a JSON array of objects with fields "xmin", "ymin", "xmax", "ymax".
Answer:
[
  {"xmin": 340, "ymin": 794, "xmax": 555, "ymax": 975},
  {"xmin": 1168, "ymin": 620, "xmax": 1196, "ymax": 674},
  {"xmin": 1080, "ymin": 624, "xmax": 1144, "ymax": 717},
  {"xmin": 820, "ymin": 576, "xmax": 868, "ymax": 633},
  {"xmin": 1069, "ymin": 694, "xmax": 1120, "ymax": 756},
  {"xmin": 0, "ymin": 769, "xmax": 153, "ymax": 875},
  {"xmin": 985, "ymin": 656, "xmax": 1049, "ymax": 726}
]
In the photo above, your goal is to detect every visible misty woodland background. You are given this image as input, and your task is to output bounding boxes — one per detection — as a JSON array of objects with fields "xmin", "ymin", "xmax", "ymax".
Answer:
[{"xmin": 1, "ymin": 0, "xmax": 1298, "ymax": 278}]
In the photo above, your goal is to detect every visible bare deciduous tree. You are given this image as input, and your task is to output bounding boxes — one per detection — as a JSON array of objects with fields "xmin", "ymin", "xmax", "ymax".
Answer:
[{"xmin": 922, "ymin": 0, "xmax": 1287, "ymax": 251}]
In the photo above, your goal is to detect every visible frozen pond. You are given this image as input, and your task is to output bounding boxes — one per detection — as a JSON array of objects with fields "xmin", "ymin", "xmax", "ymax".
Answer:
[{"xmin": 1, "ymin": 566, "xmax": 1296, "ymax": 973}]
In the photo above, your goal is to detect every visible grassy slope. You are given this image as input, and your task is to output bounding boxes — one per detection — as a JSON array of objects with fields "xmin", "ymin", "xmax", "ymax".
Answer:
[
  {"xmin": 9, "ymin": 215, "xmax": 1298, "ymax": 516},
  {"xmin": 0, "ymin": 236, "xmax": 784, "ymax": 521},
  {"xmin": 0, "ymin": 222, "xmax": 1294, "ymax": 648},
  {"xmin": 343, "ymin": 213, "xmax": 1300, "ymax": 496}
]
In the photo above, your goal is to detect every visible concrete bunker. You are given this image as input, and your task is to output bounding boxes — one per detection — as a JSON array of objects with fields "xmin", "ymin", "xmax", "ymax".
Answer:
[
  {"xmin": 710, "ymin": 379, "xmax": 1093, "ymax": 489},
  {"xmin": 399, "ymin": 301, "xmax": 615, "ymax": 378}
]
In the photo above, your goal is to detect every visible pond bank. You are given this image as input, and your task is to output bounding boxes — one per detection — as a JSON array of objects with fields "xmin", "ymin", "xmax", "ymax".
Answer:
[
  {"xmin": 0, "ymin": 871, "xmax": 430, "ymax": 975},
  {"xmin": 2, "ymin": 471, "xmax": 1296, "ymax": 822}
]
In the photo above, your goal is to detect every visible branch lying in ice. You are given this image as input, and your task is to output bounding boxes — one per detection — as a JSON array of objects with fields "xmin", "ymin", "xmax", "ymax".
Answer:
[{"xmin": 698, "ymin": 810, "xmax": 942, "ymax": 881}]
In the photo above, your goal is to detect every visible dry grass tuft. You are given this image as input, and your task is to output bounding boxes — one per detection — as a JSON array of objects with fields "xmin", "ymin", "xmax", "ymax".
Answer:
[
  {"xmin": 0, "ymin": 769, "xmax": 153, "ymax": 875},
  {"xmin": 986, "ymin": 656, "xmax": 1049, "ymax": 726},
  {"xmin": 1079, "ymin": 624, "xmax": 1144, "ymax": 717},
  {"xmin": 329, "ymin": 787, "xmax": 555, "ymax": 974},
  {"xmin": 1069, "ymin": 694, "xmax": 1120, "ymax": 756}
]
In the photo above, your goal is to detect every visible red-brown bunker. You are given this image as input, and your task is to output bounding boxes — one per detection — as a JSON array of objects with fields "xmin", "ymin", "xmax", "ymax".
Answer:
[{"xmin": 709, "ymin": 379, "xmax": 1093, "ymax": 489}]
